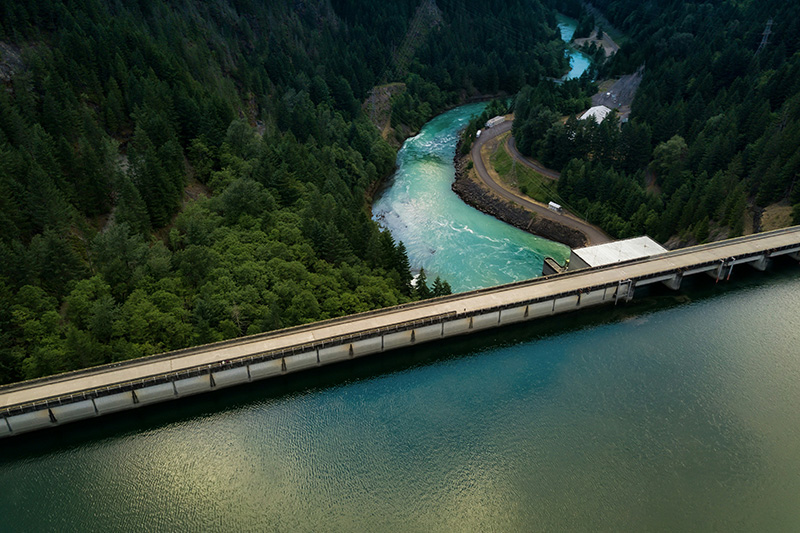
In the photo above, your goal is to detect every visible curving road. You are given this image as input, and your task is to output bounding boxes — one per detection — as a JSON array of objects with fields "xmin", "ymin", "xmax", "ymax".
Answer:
[{"xmin": 470, "ymin": 121, "xmax": 611, "ymax": 245}]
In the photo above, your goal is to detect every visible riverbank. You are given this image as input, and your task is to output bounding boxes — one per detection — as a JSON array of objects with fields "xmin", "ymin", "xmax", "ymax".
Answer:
[
  {"xmin": 365, "ymin": 92, "xmax": 510, "ymax": 209},
  {"xmin": 371, "ymin": 104, "xmax": 568, "ymax": 291},
  {"xmin": 573, "ymin": 29, "xmax": 619, "ymax": 59},
  {"xmin": 452, "ymin": 137, "xmax": 587, "ymax": 249}
]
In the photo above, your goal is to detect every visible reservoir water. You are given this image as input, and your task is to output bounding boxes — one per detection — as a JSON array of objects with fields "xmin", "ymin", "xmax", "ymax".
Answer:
[{"xmin": 2, "ymin": 267, "xmax": 800, "ymax": 531}]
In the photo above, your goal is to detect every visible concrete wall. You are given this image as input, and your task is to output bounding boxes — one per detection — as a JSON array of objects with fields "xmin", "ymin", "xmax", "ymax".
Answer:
[
  {"xmin": 51, "ymin": 400, "xmax": 96, "ymax": 424},
  {"xmin": 553, "ymin": 295, "xmax": 579, "ymax": 313},
  {"xmin": 6, "ymin": 410, "xmax": 53, "ymax": 433},
  {"xmin": 384, "ymin": 330, "xmax": 415, "ymax": 351},
  {"xmin": 213, "ymin": 366, "xmax": 250, "ymax": 389},
  {"xmin": 283, "ymin": 351, "xmax": 318, "ymax": 372},
  {"xmin": 249, "ymin": 359, "xmax": 283, "ymax": 380},
  {"xmin": 539, "ymin": 300, "xmax": 559, "ymax": 317},
  {"xmin": 499, "ymin": 305, "xmax": 527, "ymax": 325},
  {"xmin": 578, "ymin": 289, "xmax": 606, "ymax": 307},
  {"xmin": 415, "ymin": 324, "xmax": 443, "ymax": 343},
  {"xmin": 0, "ymin": 281, "xmax": 671, "ymax": 438},
  {"xmin": 751, "ymin": 255, "xmax": 769, "ymax": 271},
  {"xmin": 94, "ymin": 392, "xmax": 135, "ymax": 415},
  {"xmin": 443, "ymin": 317, "xmax": 472, "ymax": 336},
  {"xmin": 174, "ymin": 375, "xmax": 212, "ymax": 397},
  {"xmin": 352, "ymin": 337, "xmax": 384, "ymax": 357},
  {"xmin": 319, "ymin": 344, "xmax": 351, "ymax": 364},
  {"xmin": 472, "ymin": 311, "xmax": 501, "ymax": 331},
  {"xmin": 136, "ymin": 383, "xmax": 177, "ymax": 405}
]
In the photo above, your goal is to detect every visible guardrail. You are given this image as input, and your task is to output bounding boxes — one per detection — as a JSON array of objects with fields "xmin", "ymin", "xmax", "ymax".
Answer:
[
  {"xmin": 1, "ymin": 311, "xmax": 460, "ymax": 417},
  {"xmin": 3, "ymin": 226, "xmax": 799, "ymax": 418}
]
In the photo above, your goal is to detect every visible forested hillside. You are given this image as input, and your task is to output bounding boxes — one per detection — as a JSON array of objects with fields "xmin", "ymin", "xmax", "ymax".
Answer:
[
  {"xmin": 513, "ymin": 0, "xmax": 800, "ymax": 244},
  {"xmin": 0, "ymin": 0, "xmax": 567, "ymax": 384}
]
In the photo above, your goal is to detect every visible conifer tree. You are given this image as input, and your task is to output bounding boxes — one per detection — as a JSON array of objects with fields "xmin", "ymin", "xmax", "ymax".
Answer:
[
  {"xmin": 415, "ymin": 268, "xmax": 431, "ymax": 299},
  {"xmin": 431, "ymin": 276, "xmax": 452, "ymax": 297}
]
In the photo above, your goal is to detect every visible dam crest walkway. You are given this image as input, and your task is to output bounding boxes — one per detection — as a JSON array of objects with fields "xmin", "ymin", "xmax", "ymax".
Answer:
[{"xmin": 2, "ymin": 226, "xmax": 799, "ymax": 436}]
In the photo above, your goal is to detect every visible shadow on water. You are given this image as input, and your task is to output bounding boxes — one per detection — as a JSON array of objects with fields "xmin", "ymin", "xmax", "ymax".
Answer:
[
  {"xmin": 1, "ymin": 260, "xmax": 797, "ymax": 461},
  {"xmin": 401, "ymin": 150, "xmax": 448, "ymax": 165}
]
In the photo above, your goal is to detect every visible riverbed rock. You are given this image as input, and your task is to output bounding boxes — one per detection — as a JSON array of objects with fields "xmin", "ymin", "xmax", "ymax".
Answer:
[{"xmin": 452, "ymin": 141, "xmax": 587, "ymax": 249}]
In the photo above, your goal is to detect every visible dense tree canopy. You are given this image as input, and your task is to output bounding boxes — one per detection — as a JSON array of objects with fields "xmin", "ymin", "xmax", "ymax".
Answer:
[
  {"xmin": 513, "ymin": 0, "xmax": 800, "ymax": 242},
  {"xmin": 0, "ymin": 0, "xmax": 570, "ymax": 384}
]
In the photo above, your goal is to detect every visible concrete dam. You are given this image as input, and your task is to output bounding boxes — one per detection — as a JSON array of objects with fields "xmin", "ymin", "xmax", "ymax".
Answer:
[{"xmin": 2, "ymin": 227, "xmax": 800, "ymax": 438}]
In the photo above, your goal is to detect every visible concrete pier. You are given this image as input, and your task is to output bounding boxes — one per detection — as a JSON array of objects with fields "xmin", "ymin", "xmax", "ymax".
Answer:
[{"xmin": 2, "ymin": 227, "xmax": 800, "ymax": 437}]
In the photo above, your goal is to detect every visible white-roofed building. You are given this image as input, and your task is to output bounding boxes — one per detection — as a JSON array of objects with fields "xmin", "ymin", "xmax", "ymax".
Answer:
[
  {"xmin": 567, "ymin": 236, "xmax": 667, "ymax": 270},
  {"xmin": 579, "ymin": 105, "xmax": 612, "ymax": 124}
]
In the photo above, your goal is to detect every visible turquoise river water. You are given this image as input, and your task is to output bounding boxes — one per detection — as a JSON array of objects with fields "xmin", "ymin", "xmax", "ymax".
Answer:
[
  {"xmin": 557, "ymin": 13, "xmax": 593, "ymax": 80},
  {"xmin": 370, "ymin": 13, "xmax": 588, "ymax": 292},
  {"xmin": 372, "ymin": 103, "xmax": 569, "ymax": 292}
]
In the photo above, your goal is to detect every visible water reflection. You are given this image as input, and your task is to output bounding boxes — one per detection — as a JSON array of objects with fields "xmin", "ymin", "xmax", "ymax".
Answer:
[{"xmin": 2, "ymin": 270, "xmax": 800, "ymax": 530}]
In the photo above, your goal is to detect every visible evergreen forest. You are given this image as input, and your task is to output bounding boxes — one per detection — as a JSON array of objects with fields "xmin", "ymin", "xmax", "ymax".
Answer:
[
  {"xmin": 0, "ymin": 0, "xmax": 569, "ymax": 384},
  {"xmin": 512, "ymin": 0, "xmax": 800, "ymax": 244}
]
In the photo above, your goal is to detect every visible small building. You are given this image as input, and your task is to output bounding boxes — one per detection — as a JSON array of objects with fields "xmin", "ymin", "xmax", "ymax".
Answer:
[
  {"xmin": 485, "ymin": 116, "xmax": 505, "ymax": 128},
  {"xmin": 579, "ymin": 105, "xmax": 612, "ymax": 124},
  {"xmin": 567, "ymin": 236, "xmax": 667, "ymax": 271}
]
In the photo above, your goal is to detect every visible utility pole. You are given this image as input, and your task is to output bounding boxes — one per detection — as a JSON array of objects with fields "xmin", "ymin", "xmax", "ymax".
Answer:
[{"xmin": 756, "ymin": 18, "xmax": 773, "ymax": 54}]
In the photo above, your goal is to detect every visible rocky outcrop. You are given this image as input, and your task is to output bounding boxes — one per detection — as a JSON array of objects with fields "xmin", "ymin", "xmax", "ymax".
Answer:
[
  {"xmin": 0, "ymin": 42, "xmax": 24, "ymax": 84},
  {"xmin": 452, "ymin": 142, "xmax": 587, "ymax": 249},
  {"xmin": 363, "ymin": 82, "xmax": 408, "ymax": 146}
]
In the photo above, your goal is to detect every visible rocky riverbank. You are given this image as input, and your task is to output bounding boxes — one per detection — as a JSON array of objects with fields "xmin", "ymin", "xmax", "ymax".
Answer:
[{"xmin": 452, "ymin": 139, "xmax": 587, "ymax": 249}]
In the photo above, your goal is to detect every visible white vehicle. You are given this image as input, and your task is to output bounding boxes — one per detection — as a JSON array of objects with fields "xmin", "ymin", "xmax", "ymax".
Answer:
[
  {"xmin": 485, "ymin": 116, "xmax": 505, "ymax": 128},
  {"xmin": 548, "ymin": 201, "xmax": 563, "ymax": 214}
]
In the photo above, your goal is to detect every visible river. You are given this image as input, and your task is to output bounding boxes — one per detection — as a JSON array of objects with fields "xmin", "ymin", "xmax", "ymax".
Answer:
[
  {"xmin": 370, "ymin": 15, "xmax": 589, "ymax": 292},
  {"xmin": 372, "ymin": 103, "xmax": 569, "ymax": 292},
  {"xmin": 557, "ymin": 13, "xmax": 593, "ymax": 80}
]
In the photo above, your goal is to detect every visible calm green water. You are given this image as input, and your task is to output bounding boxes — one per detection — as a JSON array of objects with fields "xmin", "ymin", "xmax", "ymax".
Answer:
[
  {"xmin": 2, "ymin": 268, "xmax": 800, "ymax": 531},
  {"xmin": 557, "ymin": 14, "xmax": 593, "ymax": 80},
  {"xmin": 372, "ymin": 103, "xmax": 569, "ymax": 292}
]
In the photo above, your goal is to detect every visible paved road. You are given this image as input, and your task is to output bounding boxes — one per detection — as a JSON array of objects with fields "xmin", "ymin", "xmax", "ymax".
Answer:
[
  {"xmin": 2, "ymin": 227, "xmax": 799, "ymax": 412},
  {"xmin": 471, "ymin": 121, "xmax": 611, "ymax": 245}
]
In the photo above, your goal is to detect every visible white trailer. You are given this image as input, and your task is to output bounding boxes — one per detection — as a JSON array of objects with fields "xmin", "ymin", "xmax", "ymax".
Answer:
[{"xmin": 485, "ymin": 116, "xmax": 505, "ymax": 128}]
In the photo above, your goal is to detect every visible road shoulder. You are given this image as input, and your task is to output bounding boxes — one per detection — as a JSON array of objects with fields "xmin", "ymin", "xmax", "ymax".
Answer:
[{"xmin": 451, "ymin": 120, "xmax": 611, "ymax": 247}]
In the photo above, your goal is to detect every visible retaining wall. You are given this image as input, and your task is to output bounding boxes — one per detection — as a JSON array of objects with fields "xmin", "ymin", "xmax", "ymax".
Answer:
[{"xmin": 0, "ymin": 275, "xmax": 665, "ymax": 437}]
